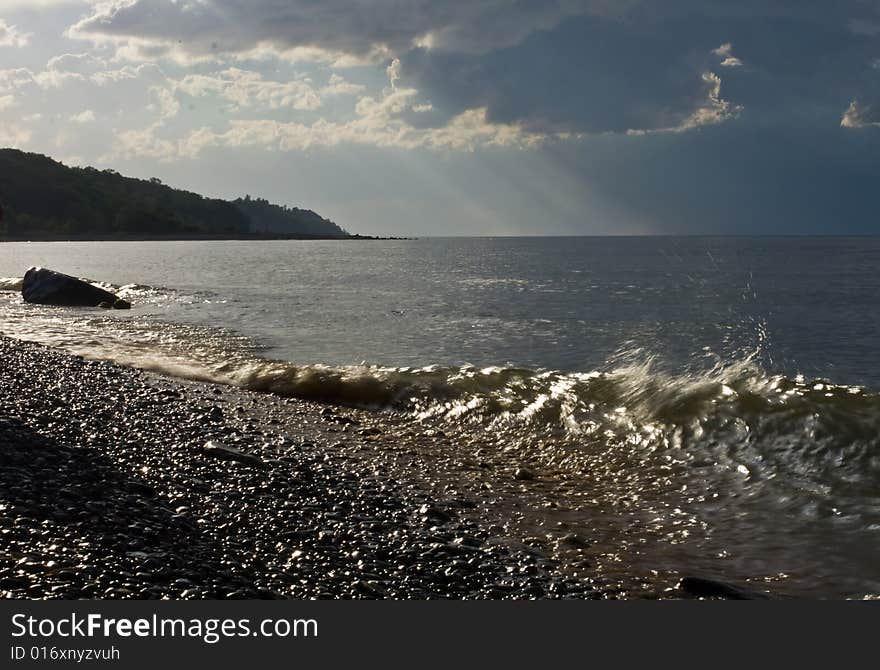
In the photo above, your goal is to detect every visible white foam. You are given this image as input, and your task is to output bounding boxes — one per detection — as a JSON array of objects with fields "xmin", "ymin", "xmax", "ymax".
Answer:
[{"xmin": 0, "ymin": 277, "xmax": 23, "ymax": 291}]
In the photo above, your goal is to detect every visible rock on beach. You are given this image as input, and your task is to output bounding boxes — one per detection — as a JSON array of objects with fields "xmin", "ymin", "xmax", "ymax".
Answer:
[{"xmin": 21, "ymin": 267, "xmax": 131, "ymax": 309}]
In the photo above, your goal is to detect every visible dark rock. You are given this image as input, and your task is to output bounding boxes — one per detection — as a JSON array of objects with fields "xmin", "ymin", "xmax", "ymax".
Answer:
[
  {"xmin": 126, "ymin": 482, "xmax": 156, "ymax": 497},
  {"xmin": 0, "ymin": 577, "xmax": 29, "ymax": 589},
  {"xmin": 418, "ymin": 504, "xmax": 453, "ymax": 524},
  {"xmin": 21, "ymin": 267, "xmax": 131, "ymax": 309},
  {"xmin": 678, "ymin": 576, "xmax": 770, "ymax": 600},
  {"xmin": 558, "ymin": 533, "xmax": 588, "ymax": 548},
  {"xmin": 356, "ymin": 580, "xmax": 388, "ymax": 598},
  {"xmin": 514, "ymin": 468, "xmax": 535, "ymax": 481},
  {"xmin": 201, "ymin": 440, "xmax": 264, "ymax": 467}
]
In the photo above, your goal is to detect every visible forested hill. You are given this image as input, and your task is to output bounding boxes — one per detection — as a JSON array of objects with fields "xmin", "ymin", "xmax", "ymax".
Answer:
[
  {"xmin": 233, "ymin": 196, "xmax": 347, "ymax": 237},
  {"xmin": 0, "ymin": 149, "xmax": 350, "ymax": 239}
]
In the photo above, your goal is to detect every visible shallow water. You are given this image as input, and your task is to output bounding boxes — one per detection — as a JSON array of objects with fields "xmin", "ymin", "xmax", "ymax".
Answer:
[{"xmin": 0, "ymin": 236, "xmax": 878, "ymax": 597}]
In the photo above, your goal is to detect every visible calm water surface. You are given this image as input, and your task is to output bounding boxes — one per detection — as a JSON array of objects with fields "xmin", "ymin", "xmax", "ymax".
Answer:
[{"xmin": 0, "ymin": 237, "xmax": 878, "ymax": 381}]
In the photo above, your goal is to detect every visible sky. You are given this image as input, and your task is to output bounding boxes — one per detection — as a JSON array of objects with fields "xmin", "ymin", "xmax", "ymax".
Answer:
[{"xmin": 0, "ymin": 0, "xmax": 879, "ymax": 236}]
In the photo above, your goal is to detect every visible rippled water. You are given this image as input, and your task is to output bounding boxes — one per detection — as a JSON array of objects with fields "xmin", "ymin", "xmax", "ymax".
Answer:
[{"xmin": 0, "ymin": 237, "xmax": 878, "ymax": 597}]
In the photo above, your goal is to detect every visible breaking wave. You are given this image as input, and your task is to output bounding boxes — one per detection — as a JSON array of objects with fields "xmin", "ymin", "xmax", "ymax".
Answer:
[
  {"xmin": 0, "ymin": 277, "xmax": 23, "ymax": 291},
  {"xmin": 2, "ymin": 284, "xmax": 876, "ymax": 501},
  {"xmin": 224, "ymin": 354, "xmax": 880, "ymax": 493},
  {"xmin": 1, "ymin": 282, "xmax": 877, "ymax": 477}
]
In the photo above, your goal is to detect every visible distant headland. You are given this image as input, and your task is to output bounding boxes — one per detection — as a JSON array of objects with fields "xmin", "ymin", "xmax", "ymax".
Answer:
[{"xmin": 0, "ymin": 148, "xmax": 399, "ymax": 241}]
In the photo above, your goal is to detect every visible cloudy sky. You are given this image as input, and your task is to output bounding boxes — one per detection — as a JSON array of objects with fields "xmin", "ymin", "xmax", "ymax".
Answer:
[{"xmin": 0, "ymin": 1, "xmax": 878, "ymax": 235}]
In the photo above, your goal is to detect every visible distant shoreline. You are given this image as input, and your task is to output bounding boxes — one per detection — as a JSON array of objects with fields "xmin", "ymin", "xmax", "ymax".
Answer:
[{"xmin": 0, "ymin": 233, "xmax": 411, "ymax": 242}]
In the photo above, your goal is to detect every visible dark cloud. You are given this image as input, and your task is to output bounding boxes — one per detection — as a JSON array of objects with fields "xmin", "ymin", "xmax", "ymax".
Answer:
[
  {"xmin": 395, "ymin": 5, "xmax": 880, "ymax": 134},
  {"xmin": 70, "ymin": 1, "xmax": 880, "ymax": 136},
  {"xmin": 398, "ymin": 15, "xmax": 728, "ymax": 134},
  {"xmin": 548, "ymin": 122, "xmax": 880, "ymax": 234},
  {"xmin": 71, "ymin": 0, "xmax": 608, "ymax": 57}
]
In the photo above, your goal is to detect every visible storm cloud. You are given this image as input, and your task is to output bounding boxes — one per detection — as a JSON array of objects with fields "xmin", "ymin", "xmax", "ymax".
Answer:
[
  {"xmin": 65, "ymin": 1, "xmax": 880, "ymax": 137},
  {"xmin": 70, "ymin": 0, "xmax": 606, "ymax": 58}
]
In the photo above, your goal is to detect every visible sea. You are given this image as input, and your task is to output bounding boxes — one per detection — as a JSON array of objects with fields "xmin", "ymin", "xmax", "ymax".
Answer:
[{"xmin": 1, "ymin": 236, "xmax": 878, "ymax": 598}]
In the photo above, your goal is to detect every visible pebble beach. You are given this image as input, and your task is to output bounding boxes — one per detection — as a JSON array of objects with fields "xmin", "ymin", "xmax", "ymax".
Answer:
[{"xmin": 0, "ymin": 336, "xmax": 616, "ymax": 600}]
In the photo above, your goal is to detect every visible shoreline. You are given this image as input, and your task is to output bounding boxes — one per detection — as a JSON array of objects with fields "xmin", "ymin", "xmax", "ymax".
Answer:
[
  {"xmin": 0, "ymin": 336, "xmax": 606, "ymax": 600},
  {"xmin": 0, "ymin": 335, "xmax": 786, "ymax": 600},
  {"xmin": 0, "ymin": 234, "xmax": 411, "ymax": 242}
]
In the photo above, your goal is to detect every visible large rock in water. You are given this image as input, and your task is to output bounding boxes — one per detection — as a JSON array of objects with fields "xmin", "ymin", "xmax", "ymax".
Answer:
[
  {"xmin": 678, "ymin": 576, "xmax": 770, "ymax": 600},
  {"xmin": 21, "ymin": 267, "xmax": 131, "ymax": 309}
]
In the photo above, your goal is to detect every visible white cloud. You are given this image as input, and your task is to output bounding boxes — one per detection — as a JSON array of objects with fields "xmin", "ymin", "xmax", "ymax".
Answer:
[
  {"xmin": 0, "ymin": 19, "xmax": 29, "ymax": 47},
  {"xmin": 170, "ymin": 104, "xmax": 546, "ymax": 156},
  {"xmin": 170, "ymin": 67, "xmax": 364, "ymax": 115},
  {"xmin": 713, "ymin": 43, "xmax": 743, "ymax": 68},
  {"xmin": 70, "ymin": 109, "xmax": 96, "ymax": 123},
  {"xmin": 0, "ymin": 68, "xmax": 32, "ymax": 88},
  {"xmin": 628, "ymin": 71, "xmax": 741, "ymax": 135},
  {"xmin": 111, "ymin": 121, "xmax": 177, "ymax": 161},
  {"xmin": 0, "ymin": 60, "xmax": 165, "ymax": 95},
  {"xmin": 840, "ymin": 100, "xmax": 880, "ymax": 128},
  {"xmin": 0, "ymin": 51, "xmax": 375, "ymax": 168},
  {"xmin": 0, "ymin": 56, "xmax": 165, "ymax": 93},
  {"xmin": 91, "ymin": 62, "xmax": 165, "ymax": 86},
  {"xmin": 47, "ymin": 52, "xmax": 108, "ymax": 75},
  {"xmin": 149, "ymin": 86, "xmax": 179, "ymax": 120},
  {"xmin": 386, "ymin": 58, "xmax": 401, "ymax": 88},
  {"xmin": 174, "ymin": 67, "xmax": 322, "ymax": 112},
  {"xmin": 323, "ymin": 73, "xmax": 365, "ymax": 97},
  {"xmin": 0, "ymin": 122, "xmax": 31, "ymax": 147},
  {"xmin": 679, "ymin": 72, "xmax": 742, "ymax": 128},
  {"xmin": 0, "ymin": 57, "xmax": 175, "ymax": 162},
  {"xmin": 106, "ymin": 69, "xmax": 549, "ymax": 162}
]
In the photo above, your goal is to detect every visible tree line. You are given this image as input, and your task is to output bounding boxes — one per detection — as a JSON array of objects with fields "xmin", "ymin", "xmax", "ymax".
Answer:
[{"xmin": 0, "ymin": 149, "xmax": 349, "ymax": 239}]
